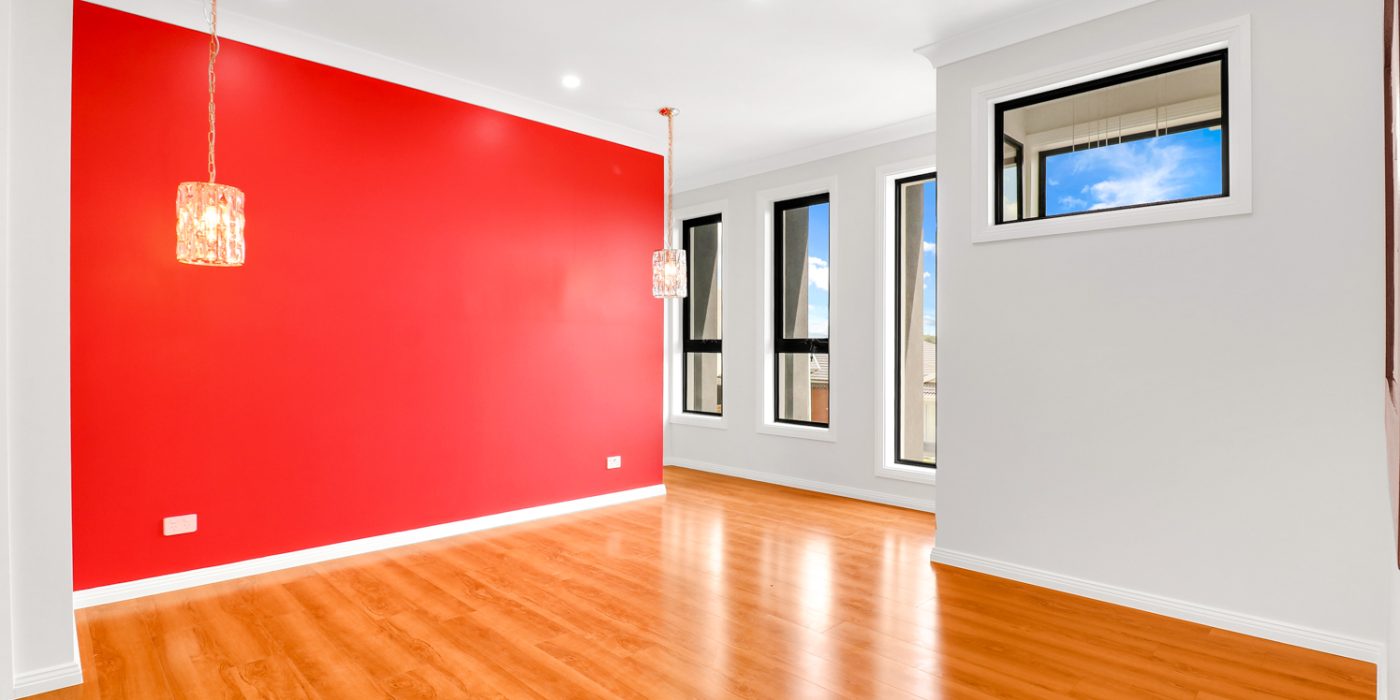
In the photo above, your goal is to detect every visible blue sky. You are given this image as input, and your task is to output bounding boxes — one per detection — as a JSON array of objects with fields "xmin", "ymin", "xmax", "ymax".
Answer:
[
  {"xmin": 1044, "ymin": 126, "xmax": 1222, "ymax": 216},
  {"xmin": 920, "ymin": 181, "xmax": 937, "ymax": 337},
  {"xmin": 803, "ymin": 184, "xmax": 936, "ymax": 339},
  {"xmin": 806, "ymin": 203, "xmax": 829, "ymax": 338}
]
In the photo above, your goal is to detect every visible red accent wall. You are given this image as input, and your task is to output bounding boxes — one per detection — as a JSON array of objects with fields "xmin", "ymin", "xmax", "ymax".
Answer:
[{"xmin": 70, "ymin": 2, "xmax": 662, "ymax": 590}]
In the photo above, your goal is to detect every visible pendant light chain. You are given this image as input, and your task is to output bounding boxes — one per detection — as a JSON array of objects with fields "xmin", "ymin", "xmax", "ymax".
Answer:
[
  {"xmin": 206, "ymin": 0, "xmax": 220, "ymax": 184},
  {"xmin": 176, "ymin": 0, "xmax": 245, "ymax": 267},
  {"xmin": 650, "ymin": 107, "xmax": 685, "ymax": 298},
  {"xmin": 661, "ymin": 106, "xmax": 676, "ymax": 248}
]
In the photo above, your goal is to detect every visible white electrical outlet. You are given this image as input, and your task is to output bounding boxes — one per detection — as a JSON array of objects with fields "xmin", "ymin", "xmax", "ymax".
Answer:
[
  {"xmin": 163, "ymin": 514, "xmax": 198, "ymax": 536},
  {"xmin": 607, "ymin": 456, "xmax": 622, "ymax": 470}
]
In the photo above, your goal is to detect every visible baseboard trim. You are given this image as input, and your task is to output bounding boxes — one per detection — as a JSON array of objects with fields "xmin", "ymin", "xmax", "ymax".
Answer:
[
  {"xmin": 929, "ymin": 546, "xmax": 1383, "ymax": 664},
  {"xmin": 667, "ymin": 457, "xmax": 934, "ymax": 513},
  {"xmin": 14, "ymin": 660, "xmax": 83, "ymax": 698},
  {"xmin": 74, "ymin": 484, "xmax": 667, "ymax": 609}
]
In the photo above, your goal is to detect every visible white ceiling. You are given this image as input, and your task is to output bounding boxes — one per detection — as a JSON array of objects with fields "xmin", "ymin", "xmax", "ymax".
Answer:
[{"xmin": 116, "ymin": 0, "xmax": 1097, "ymax": 189}]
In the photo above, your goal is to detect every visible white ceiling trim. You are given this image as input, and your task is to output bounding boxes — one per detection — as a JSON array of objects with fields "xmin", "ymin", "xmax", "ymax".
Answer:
[
  {"xmin": 82, "ymin": 0, "xmax": 666, "ymax": 154},
  {"xmin": 676, "ymin": 112, "xmax": 936, "ymax": 194},
  {"xmin": 915, "ymin": 0, "xmax": 1162, "ymax": 68}
]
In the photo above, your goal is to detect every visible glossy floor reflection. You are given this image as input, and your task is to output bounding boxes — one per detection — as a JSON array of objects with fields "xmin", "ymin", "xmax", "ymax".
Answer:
[{"xmin": 40, "ymin": 467, "xmax": 1373, "ymax": 699}]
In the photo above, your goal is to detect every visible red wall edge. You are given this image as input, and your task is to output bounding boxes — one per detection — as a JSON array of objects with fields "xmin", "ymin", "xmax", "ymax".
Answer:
[{"xmin": 70, "ymin": 2, "xmax": 663, "ymax": 590}]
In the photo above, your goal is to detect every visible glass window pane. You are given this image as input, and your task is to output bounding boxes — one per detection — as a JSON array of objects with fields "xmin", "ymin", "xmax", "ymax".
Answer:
[
  {"xmin": 684, "ymin": 352, "xmax": 722, "ymax": 414},
  {"xmin": 896, "ymin": 175, "xmax": 936, "ymax": 465},
  {"xmin": 779, "ymin": 201, "xmax": 829, "ymax": 340},
  {"xmin": 686, "ymin": 220, "xmax": 721, "ymax": 341},
  {"xmin": 1001, "ymin": 138, "xmax": 1021, "ymax": 222},
  {"xmin": 1043, "ymin": 125, "xmax": 1223, "ymax": 216},
  {"xmin": 996, "ymin": 51, "xmax": 1225, "ymax": 223},
  {"xmin": 777, "ymin": 353, "xmax": 828, "ymax": 424}
]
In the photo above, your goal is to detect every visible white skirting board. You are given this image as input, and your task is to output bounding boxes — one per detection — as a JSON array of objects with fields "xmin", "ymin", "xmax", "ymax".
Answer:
[
  {"xmin": 14, "ymin": 629, "xmax": 83, "ymax": 698},
  {"xmin": 14, "ymin": 661, "xmax": 83, "ymax": 698},
  {"xmin": 666, "ymin": 457, "xmax": 935, "ymax": 513},
  {"xmin": 929, "ymin": 546, "xmax": 1384, "ymax": 664},
  {"xmin": 73, "ymin": 484, "xmax": 667, "ymax": 609}
]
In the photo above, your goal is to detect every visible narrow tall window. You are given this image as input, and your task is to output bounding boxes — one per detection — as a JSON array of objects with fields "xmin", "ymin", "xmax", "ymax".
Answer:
[
  {"xmin": 995, "ymin": 49, "xmax": 1227, "ymax": 224},
  {"xmin": 682, "ymin": 214, "xmax": 722, "ymax": 415},
  {"xmin": 773, "ymin": 194, "xmax": 830, "ymax": 427},
  {"xmin": 895, "ymin": 174, "xmax": 936, "ymax": 466}
]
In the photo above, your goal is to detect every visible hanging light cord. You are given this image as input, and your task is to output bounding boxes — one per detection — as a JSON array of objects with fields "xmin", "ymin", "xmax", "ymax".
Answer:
[
  {"xmin": 660, "ymin": 107, "xmax": 676, "ymax": 248},
  {"xmin": 206, "ymin": 0, "xmax": 220, "ymax": 184}
]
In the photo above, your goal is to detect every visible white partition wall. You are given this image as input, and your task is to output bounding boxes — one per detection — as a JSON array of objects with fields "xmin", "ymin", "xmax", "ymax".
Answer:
[
  {"xmin": 0, "ymin": 0, "xmax": 17, "ymax": 695},
  {"xmin": 930, "ymin": 0, "xmax": 1390, "ymax": 662},
  {"xmin": 5, "ymin": 0, "xmax": 80, "ymax": 695}
]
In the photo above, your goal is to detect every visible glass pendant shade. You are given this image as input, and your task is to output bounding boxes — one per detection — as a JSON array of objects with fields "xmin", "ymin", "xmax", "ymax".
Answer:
[
  {"xmin": 652, "ymin": 248, "xmax": 688, "ymax": 299},
  {"xmin": 177, "ymin": 181, "xmax": 245, "ymax": 266}
]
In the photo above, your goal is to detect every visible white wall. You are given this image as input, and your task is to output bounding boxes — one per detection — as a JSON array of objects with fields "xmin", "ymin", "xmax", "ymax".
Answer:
[
  {"xmin": 6, "ymin": 0, "xmax": 78, "ymax": 695},
  {"xmin": 0, "ymin": 0, "xmax": 17, "ymax": 696},
  {"xmin": 934, "ymin": 0, "xmax": 1390, "ymax": 658},
  {"xmin": 667, "ymin": 134, "xmax": 938, "ymax": 511},
  {"xmin": 1390, "ymin": 568, "xmax": 1400, "ymax": 697}
]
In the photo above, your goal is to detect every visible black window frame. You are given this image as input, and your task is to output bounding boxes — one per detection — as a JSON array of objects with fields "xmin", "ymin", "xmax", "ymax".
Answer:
[
  {"xmin": 772, "ymin": 193, "xmax": 831, "ymax": 428},
  {"xmin": 1000, "ymin": 136, "xmax": 1024, "ymax": 223},
  {"xmin": 893, "ymin": 172, "xmax": 937, "ymax": 468},
  {"xmin": 993, "ymin": 48, "xmax": 1229, "ymax": 225},
  {"xmin": 680, "ymin": 213, "xmax": 723, "ymax": 416}
]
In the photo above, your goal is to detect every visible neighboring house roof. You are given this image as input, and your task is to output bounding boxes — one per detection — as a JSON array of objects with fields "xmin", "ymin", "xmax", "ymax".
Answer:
[
  {"xmin": 923, "ymin": 339, "xmax": 936, "ymax": 397},
  {"xmin": 923, "ymin": 338, "xmax": 936, "ymax": 382},
  {"xmin": 807, "ymin": 339, "xmax": 933, "ymax": 393}
]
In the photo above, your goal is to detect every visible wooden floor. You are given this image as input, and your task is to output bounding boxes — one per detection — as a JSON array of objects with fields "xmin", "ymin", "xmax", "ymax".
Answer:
[{"xmin": 39, "ymin": 467, "xmax": 1373, "ymax": 699}]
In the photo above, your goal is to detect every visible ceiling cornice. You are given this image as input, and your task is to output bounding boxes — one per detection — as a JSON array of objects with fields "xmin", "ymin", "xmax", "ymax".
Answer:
[
  {"xmin": 677, "ymin": 113, "xmax": 936, "ymax": 194},
  {"xmin": 81, "ymin": 0, "xmax": 666, "ymax": 154},
  {"xmin": 915, "ymin": 0, "xmax": 1161, "ymax": 68}
]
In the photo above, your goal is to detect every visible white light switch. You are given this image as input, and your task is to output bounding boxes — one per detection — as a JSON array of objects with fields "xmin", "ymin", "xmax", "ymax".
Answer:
[
  {"xmin": 607, "ymin": 456, "xmax": 622, "ymax": 470},
  {"xmin": 164, "ymin": 514, "xmax": 197, "ymax": 536}
]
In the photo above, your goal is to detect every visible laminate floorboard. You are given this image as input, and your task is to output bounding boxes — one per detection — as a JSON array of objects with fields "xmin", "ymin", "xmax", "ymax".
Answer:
[{"xmin": 35, "ymin": 467, "xmax": 1375, "ymax": 699}]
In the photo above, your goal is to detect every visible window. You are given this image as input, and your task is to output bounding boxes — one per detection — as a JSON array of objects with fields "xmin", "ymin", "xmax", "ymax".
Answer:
[
  {"xmin": 894, "ymin": 173, "xmax": 936, "ymax": 466},
  {"xmin": 1001, "ymin": 137, "xmax": 1023, "ymax": 222},
  {"xmin": 773, "ymin": 194, "xmax": 830, "ymax": 427},
  {"xmin": 995, "ymin": 49, "xmax": 1227, "ymax": 224},
  {"xmin": 682, "ymin": 214, "xmax": 722, "ymax": 415}
]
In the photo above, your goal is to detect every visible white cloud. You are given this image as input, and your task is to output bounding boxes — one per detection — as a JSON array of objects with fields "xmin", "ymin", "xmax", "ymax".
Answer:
[
  {"xmin": 922, "ymin": 241, "xmax": 936, "ymax": 254},
  {"xmin": 1071, "ymin": 140, "xmax": 1199, "ymax": 210},
  {"xmin": 1059, "ymin": 195, "xmax": 1088, "ymax": 210},
  {"xmin": 809, "ymin": 318, "xmax": 829, "ymax": 336},
  {"xmin": 808, "ymin": 256, "xmax": 829, "ymax": 291}
]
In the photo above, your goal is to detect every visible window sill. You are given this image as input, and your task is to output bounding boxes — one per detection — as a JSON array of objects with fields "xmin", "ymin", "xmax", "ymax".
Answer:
[
  {"xmin": 756, "ymin": 421, "xmax": 835, "ymax": 443},
  {"xmin": 669, "ymin": 412, "xmax": 727, "ymax": 431},
  {"xmin": 973, "ymin": 193, "xmax": 1250, "ymax": 243},
  {"xmin": 876, "ymin": 462, "xmax": 937, "ymax": 485}
]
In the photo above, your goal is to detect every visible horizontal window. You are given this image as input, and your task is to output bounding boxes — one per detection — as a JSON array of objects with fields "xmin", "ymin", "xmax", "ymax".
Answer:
[
  {"xmin": 684, "ymin": 352, "xmax": 722, "ymax": 415},
  {"xmin": 776, "ymin": 352, "xmax": 828, "ymax": 426},
  {"xmin": 996, "ymin": 49, "xmax": 1228, "ymax": 224}
]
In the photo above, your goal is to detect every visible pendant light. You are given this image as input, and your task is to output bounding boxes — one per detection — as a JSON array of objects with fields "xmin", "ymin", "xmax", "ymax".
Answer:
[
  {"xmin": 651, "ymin": 107, "xmax": 687, "ymax": 299},
  {"xmin": 176, "ymin": 0, "xmax": 245, "ymax": 266}
]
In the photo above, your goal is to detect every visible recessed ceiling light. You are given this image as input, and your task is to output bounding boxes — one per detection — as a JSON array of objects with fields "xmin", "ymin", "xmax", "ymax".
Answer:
[{"xmin": 561, "ymin": 74, "xmax": 582, "ymax": 90}]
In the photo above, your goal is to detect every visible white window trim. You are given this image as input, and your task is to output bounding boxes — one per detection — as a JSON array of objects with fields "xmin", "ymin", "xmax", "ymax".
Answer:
[
  {"xmin": 874, "ymin": 158, "xmax": 938, "ymax": 485},
  {"xmin": 666, "ymin": 199, "xmax": 729, "ymax": 430},
  {"xmin": 755, "ymin": 177, "xmax": 838, "ymax": 443},
  {"xmin": 970, "ymin": 15, "xmax": 1252, "ymax": 243}
]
